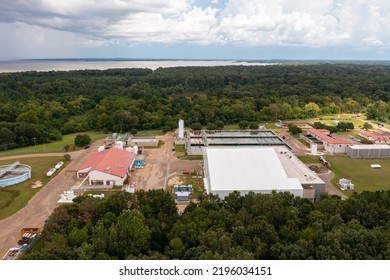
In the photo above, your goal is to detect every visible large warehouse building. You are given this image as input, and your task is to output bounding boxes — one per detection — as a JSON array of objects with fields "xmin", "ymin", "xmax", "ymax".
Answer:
[
  {"xmin": 203, "ymin": 147, "xmax": 325, "ymax": 200},
  {"xmin": 346, "ymin": 145, "xmax": 390, "ymax": 158}
]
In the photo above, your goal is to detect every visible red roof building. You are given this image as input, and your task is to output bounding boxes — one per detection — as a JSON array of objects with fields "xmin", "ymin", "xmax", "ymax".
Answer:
[
  {"xmin": 359, "ymin": 129, "xmax": 390, "ymax": 143},
  {"xmin": 77, "ymin": 147, "xmax": 135, "ymax": 187},
  {"xmin": 307, "ymin": 129, "xmax": 351, "ymax": 154}
]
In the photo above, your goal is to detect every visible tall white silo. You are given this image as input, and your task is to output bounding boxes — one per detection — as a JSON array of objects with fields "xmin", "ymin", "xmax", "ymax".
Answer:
[
  {"xmin": 311, "ymin": 143, "xmax": 318, "ymax": 154},
  {"xmin": 178, "ymin": 119, "xmax": 184, "ymax": 139}
]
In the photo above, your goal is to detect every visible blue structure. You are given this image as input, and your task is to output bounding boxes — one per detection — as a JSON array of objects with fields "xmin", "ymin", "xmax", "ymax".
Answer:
[
  {"xmin": 0, "ymin": 161, "xmax": 32, "ymax": 187},
  {"xmin": 176, "ymin": 191, "xmax": 191, "ymax": 201},
  {"xmin": 134, "ymin": 159, "xmax": 144, "ymax": 169},
  {"xmin": 173, "ymin": 184, "xmax": 193, "ymax": 193}
]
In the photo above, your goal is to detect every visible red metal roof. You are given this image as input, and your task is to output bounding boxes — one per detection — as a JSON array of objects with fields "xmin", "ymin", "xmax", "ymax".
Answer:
[
  {"xmin": 78, "ymin": 147, "xmax": 135, "ymax": 178},
  {"xmin": 360, "ymin": 130, "xmax": 390, "ymax": 141},
  {"xmin": 308, "ymin": 129, "xmax": 350, "ymax": 145}
]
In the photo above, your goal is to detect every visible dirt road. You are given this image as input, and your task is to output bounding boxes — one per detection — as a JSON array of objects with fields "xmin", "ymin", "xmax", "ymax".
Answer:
[
  {"xmin": 130, "ymin": 133, "xmax": 202, "ymax": 191},
  {"xmin": 0, "ymin": 140, "xmax": 104, "ymax": 258},
  {"xmin": 318, "ymin": 171, "xmax": 348, "ymax": 199}
]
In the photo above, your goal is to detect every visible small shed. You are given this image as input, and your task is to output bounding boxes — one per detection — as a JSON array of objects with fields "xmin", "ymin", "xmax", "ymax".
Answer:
[
  {"xmin": 173, "ymin": 184, "xmax": 193, "ymax": 193},
  {"xmin": 175, "ymin": 191, "xmax": 191, "ymax": 201}
]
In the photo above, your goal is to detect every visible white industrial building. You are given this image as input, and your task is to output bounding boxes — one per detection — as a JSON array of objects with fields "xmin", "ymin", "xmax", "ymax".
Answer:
[
  {"xmin": 77, "ymin": 147, "xmax": 135, "ymax": 187},
  {"xmin": 203, "ymin": 147, "xmax": 325, "ymax": 200},
  {"xmin": 346, "ymin": 145, "xmax": 390, "ymax": 158}
]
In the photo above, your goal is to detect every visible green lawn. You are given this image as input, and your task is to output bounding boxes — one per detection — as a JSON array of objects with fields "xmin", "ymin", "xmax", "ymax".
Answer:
[
  {"xmin": 135, "ymin": 130, "xmax": 164, "ymax": 137},
  {"xmin": 326, "ymin": 156, "xmax": 390, "ymax": 194},
  {"xmin": 83, "ymin": 190, "xmax": 120, "ymax": 198},
  {"xmin": 174, "ymin": 144, "xmax": 186, "ymax": 153},
  {"xmin": 223, "ymin": 124, "xmax": 240, "ymax": 130},
  {"xmin": 0, "ymin": 156, "xmax": 66, "ymax": 220},
  {"xmin": 299, "ymin": 155, "xmax": 390, "ymax": 194},
  {"xmin": 298, "ymin": 138, "xmax": 310, "ymax": 148},
  {"xmin": 167, "ymin": 174, "xmax": 204, "ymax": 197},
  {"xmin": 0, "ymin": 131, "xmax": 107, "ymax": 156},
  {"xmin": 177, "ymin": 155, "xmax": 203, "ymax": 160},
  {"xmin": 298, "ymin": 155, "xmax": 322, "ymax": 164}
]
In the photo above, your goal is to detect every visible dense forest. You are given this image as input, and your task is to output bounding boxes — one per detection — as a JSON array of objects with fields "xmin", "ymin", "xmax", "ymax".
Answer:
[
  {"xmin": 1, "ymin": 64, "xmax": 390, "ymax": 150},
  {"xmin": 22, "ymin": 190, "xmax": 390, "ymax": 260}
]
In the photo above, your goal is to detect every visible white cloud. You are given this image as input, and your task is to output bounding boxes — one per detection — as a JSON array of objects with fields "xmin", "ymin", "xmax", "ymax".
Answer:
[{"xmin": 1, "ymin": 0, "xmax": 390, "ymax": 58}]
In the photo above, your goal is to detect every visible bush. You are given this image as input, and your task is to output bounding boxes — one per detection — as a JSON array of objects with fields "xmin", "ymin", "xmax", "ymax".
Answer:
[
  {"xmin": 74, "ymin": 134, "xmax": 91, "ymax": 147},
  {"xmin": 288, "ymin": 124, "xmax": 302, "ymax": 135},
  {"xmin": 191, "ymin": 123, "xmax": 202, "ymax": 130},
  {"xmin": 215, "ymin": 120, "xmax": 225, "ymax": 129},
  {"xmin": 249, "ymin": 122, "xmax": 258, "ymax": 129},
  {"xmin": 238, "ymin": 120, "xmax": 249, "ymax": 129},
  {"xmin": 206, "ymin": 123, "xmax": 218, "ymax": 130}
]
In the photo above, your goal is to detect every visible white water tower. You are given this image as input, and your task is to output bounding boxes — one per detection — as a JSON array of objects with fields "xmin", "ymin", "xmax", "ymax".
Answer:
[
  {"xmin": 178, "ymin": 119, "xmax": 184, "ymax": 139},
  {"xmin": 311, "ymin": 143, "xmax": 318, "ymax": 154}
]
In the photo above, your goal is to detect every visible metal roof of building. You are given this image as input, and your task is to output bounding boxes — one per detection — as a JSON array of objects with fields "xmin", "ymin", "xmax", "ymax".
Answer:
[
  {"xmin": 204, "ymin": 147, "xmax": 303, "ymax": 192},
  {"xmin": 78, "ymin": 147, "xmax": 135, "ymax": 178},
  {"xmin": 308, "ymin": 129, "xmax": 350, "ymax": 145}
]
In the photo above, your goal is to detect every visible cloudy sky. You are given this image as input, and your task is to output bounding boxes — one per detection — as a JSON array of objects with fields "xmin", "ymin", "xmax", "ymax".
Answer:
[{"xmin": 1, "ymin": 0, "xmax": 390, "ymax": 60}]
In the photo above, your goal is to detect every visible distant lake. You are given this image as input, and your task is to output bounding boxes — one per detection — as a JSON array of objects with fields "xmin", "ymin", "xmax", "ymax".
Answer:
[{"xmin": 0, "ymin": 60, "xmax": 275, "ymax": 73}]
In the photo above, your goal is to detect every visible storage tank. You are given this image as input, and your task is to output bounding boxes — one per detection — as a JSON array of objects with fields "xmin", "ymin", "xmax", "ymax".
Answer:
[
  {"xmin": 311, "ymin": 143, "xmax": 318, "ymax": 154},
  {"xmin": 115, "ymin": 141, "xmax": 124, "ymax": 150},
  {"xmin": 178, "ymin": 119, "xmax": 184, "ymax": 139}
]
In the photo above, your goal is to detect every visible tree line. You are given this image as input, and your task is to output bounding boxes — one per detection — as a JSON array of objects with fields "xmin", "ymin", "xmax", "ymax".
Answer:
[
  {"xmin": 21, "ymin": 189, "xmax": 390, "ymax": 260},
  {"xmin": 1, "ymin": 64, "xmax": 390, "ymax": 150}
]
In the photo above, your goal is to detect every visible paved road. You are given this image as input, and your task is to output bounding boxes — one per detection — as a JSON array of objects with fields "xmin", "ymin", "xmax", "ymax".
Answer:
[
  {"xmin": 318, "ymin": 170, "xmax": 348, "ymax": 199},
  {"xmin": 0, "ymin": 140, "xmax": 104, "ymax": 258}
]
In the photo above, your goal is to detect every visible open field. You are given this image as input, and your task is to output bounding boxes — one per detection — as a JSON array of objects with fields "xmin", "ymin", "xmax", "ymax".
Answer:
[
  {"xmin": 0, "ymin": 156, "xmax": 66, "ymax": 219},
  {"xmin": 135, "ymin": 130, "xmax": 164, "ymax": 137},
  {"xmin": 83, "ymin": 190, "xmax": 119, "ymax": 198},
  {"xmin": 174, "ymin": 144, "xmax": 186, "ymax": 152},
  {"xmin": 327, "ymin": 156, "xmax": 390, "ymax": 194},
  {"xmin": 299, "ymin": 155, "xmax": 390, "ymax": 195},
  {"xmin": 0, "ymin": 131, "xmax": 107, "ymax": 156},
  {"xmin": 167, "ymin": 174, "xmax": 204, "ymax": 197}
]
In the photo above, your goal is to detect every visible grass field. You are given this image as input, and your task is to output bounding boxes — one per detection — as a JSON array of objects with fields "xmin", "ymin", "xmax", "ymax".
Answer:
[
  {"xmin": 167, "ymin": 174, "xmax": 204, "ymax": 197},
  {"xmin": 327, "ymin": 156, "xmax": 390, "ymax": 193},
  {"xmin": 0, "ymin": 156, "xmax": 66, "ymax": 220},
  {"xmin": 83, "ymin": 190, "xmax": 120, "ymax": 198},
  {"xmin": 0, "ymin": 131, "xmax": 107, "ymax": 156},
  {"xmin": 135, "ymin": 130, "xmax": 164, "ymax": 137},
  {"xmin": 174, "ymin": 144, "xmax": 186, "ymax": 152},
  {"xmin": 177, "ymin": 155, "xmax": 203, "ymax": 160},
  {"xmin": 299, "ymin": 155, "xmax": 390, "ymax": 194}
]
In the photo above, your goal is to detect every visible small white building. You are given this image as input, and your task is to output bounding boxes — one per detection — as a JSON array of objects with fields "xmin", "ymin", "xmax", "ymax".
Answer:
[
  {"xmin": 346, "ymin": 144, "xmax": 390, "ymax": 158},
  {"xmin": 77, "ymin": 147, "xmax": 135, "ymax": 187}
]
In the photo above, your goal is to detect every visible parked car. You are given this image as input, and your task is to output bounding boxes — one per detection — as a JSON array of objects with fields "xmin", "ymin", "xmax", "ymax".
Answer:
[
  {"xmin": 54, "ymin": 161, "xmax": 64, "ymax": 169},
  {"xmin": 46, "ymin": 168, "xmax": 56, "ymax": 177}
]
